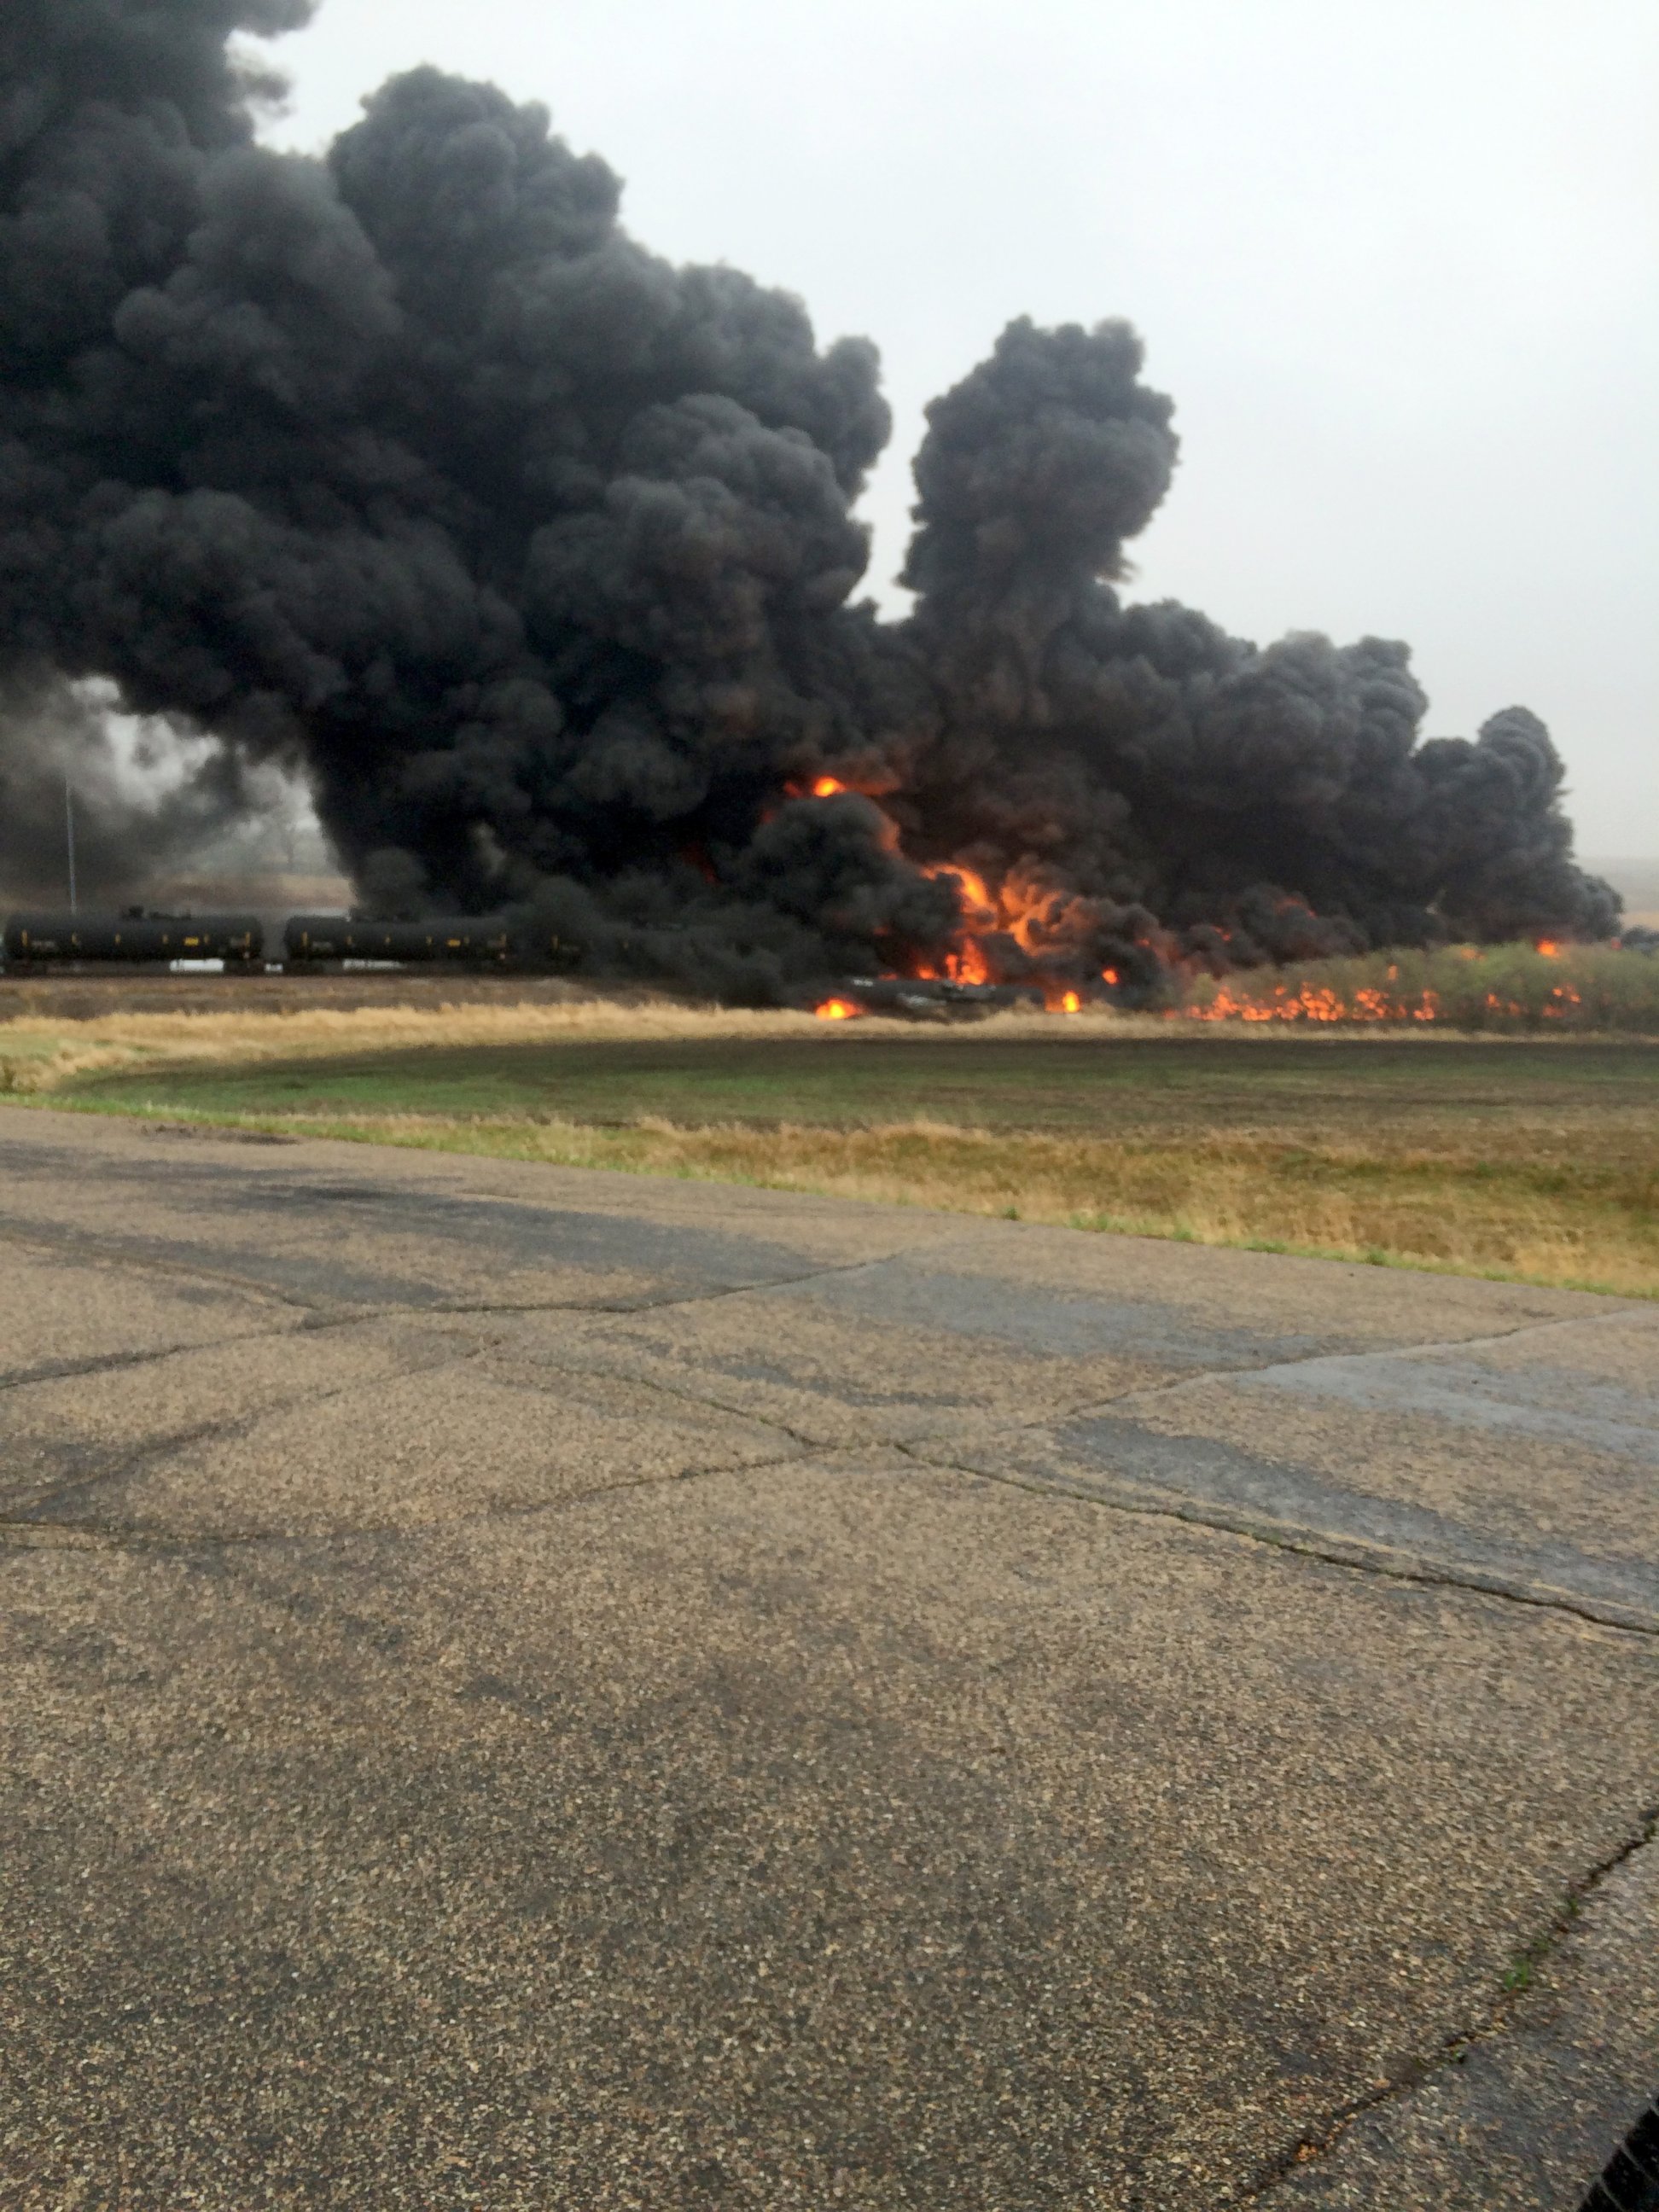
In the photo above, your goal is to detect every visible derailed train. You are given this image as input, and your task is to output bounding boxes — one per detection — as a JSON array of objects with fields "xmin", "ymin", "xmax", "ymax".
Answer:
[{"xmin": 0, "ymin": 910, "xmax": 579, "ymax": 974}]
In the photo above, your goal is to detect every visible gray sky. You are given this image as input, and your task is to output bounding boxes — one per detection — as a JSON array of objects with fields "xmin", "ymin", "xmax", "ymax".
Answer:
[{"xmin": 264, "ymin": 0, "xmax": 1659, "ymax": 860}]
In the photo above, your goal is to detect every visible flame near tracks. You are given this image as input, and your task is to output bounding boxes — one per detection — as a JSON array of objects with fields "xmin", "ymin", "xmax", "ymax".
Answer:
[
  {"xmin": 790, "ymin": 777, "xmax": 1132, "ymax": 1009},
  {"xmin": 1178, "ymin": 942, "xmax": 1659, "ymax": 1033},
  {"xmin": 785, "ymin": 781, "xmax": 1657, "ymax": 1033},
  {"xmin": 805, "ymin": 940, "xmax": 1658, "ymax": 1033}
]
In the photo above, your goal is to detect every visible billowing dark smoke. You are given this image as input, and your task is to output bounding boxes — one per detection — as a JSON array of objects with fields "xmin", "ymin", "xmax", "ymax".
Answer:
[{"xmin": 0, "ymin": 1, "xmax": 1619, "ymax": 996}]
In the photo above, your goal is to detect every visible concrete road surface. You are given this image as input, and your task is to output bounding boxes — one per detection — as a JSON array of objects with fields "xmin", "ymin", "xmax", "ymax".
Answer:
[{"xmin": 1, "ymin": 1105, "xmax": 1654, "ymax": 2211}]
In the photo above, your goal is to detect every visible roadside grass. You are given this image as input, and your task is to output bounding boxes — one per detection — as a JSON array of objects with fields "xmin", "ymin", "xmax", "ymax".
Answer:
[
  {"xmin": 10, "ymin": 1012, "xmax": 1654, "ymax": 1299},
  {"xmin": 27, "ymin": 1101, "xmax": 1659, "ymax": 1296}
]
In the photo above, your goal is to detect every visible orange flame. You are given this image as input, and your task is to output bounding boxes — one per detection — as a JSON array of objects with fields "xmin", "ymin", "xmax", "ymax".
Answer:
[
  {"xmin": 786, "ymin": 778, "xmax": 1126, "ymax": 1009},
  {"xmin": 815, "ymin": 998, "xmax": 859, "ymax": 1022},
  {"xmin": 1535, "ymin": 940, "xmax": 1560, "ymax": 958},
  {"xmin": 912, "ymin": 854, "xmax": 1110, "ymax": 1004},
  {"xmin": 1182, "ymin": 982, "xmax": 1442, "ymax": 1025}
]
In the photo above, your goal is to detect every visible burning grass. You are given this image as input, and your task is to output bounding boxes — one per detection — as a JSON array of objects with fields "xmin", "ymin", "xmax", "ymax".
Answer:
[
  {"xmin": 9, "ymin": 1014, "xmax": 1655, "ymax": 1300},
  {"xmin": 1173, "ymin": 940, "xmax": 1659, "ymax": 1031}
]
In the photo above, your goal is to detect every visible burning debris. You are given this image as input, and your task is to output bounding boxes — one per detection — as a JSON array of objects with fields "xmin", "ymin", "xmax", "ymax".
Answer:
[
  {"xmin": 817, "ymin": 976, "xmax": 1034, "ymax": 1022},
  {"xmin": 0, "ymin": 1, "xmax": 1621, "ymax": 1004}
]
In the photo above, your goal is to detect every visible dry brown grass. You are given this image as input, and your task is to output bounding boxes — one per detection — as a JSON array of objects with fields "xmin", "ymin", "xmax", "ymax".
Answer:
[
  {"xmin": 0, "ymin": 998, "xmax": 1186, "ymax": 1092},
  {"xmin": 32, "ymin": 1099, "xmax": 1656, "ymax": 1300}
]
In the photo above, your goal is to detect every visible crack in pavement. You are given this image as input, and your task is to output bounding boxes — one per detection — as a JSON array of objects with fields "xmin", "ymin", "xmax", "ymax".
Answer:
[
  {"xmin": 869, "ymin": 1306, "xmax": 1659, "ymax": 1638},
  {"xmin": 1235, "ymin": 1807, "xmax": 1659, "ymax": 2204},
  {"xmin": 492, "ymin": 1272, "xmax": 1648, "ymax": 1463},
  {"xmin": 1079, "ymin": 1291, "xmax": 1659, "ymax": 1469},
  {"xmin": 899, "ymin": 1446, "xmax": 1659, "ymax": 1639},
  {"xmin": 0, "ymin": 1438, "xmax": 835, "ymax": 1556},
  {"xmin": 0, "ymin": 1322, "xmax": 310, "ymax": 1397},
  {"xmin": 0, "ymin": 1244, "xmax": 1631, "ymax": 1463},
  {"xmin": 0, "ymin": 1323, "xmax": 820, "ymax": 1539},
  {"xmin": 0, "ymin": 1332, "xmax": 511, "ymax": 1529},
  {"xmin": 632, "ymin": 1300, "xmax": 1659, "ymax": 1466},
  {"xmin": 1037, "ymin": 1301, "xmax": 1655, "ymax": 1429},
  {"xmin": 0, "ymin": 1207, "xmax": 932, "ymax": 1324},
  {"xmin": 0, "ymin": 1301, "xmax": 507, "ymax": 1397},
  {"xmin": 7, "ymin": 1292, "xmax": 1652, "ymax": 1633},
  {"xmin": 422, "ymin": 1253, "xmax": 900, "ymax": 1318},
  {"xmin": 452, "ymin": 1353, "xmax": 833, "ymax": 1456},
  {"xmin": 19, "ymin": 1406, "xmax": 1654, "ymax": 1637}
]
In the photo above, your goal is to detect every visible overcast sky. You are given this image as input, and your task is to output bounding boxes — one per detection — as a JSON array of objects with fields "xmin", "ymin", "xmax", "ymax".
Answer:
[{"xmin": 263, "ymin": 0, "xmax": 1659, "ymax": 861}]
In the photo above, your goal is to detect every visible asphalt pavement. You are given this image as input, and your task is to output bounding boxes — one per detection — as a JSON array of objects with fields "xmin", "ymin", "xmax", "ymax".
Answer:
[{"xmin": 1, "ymin": 1105, "xmax": 1654, "ymax": 2210}]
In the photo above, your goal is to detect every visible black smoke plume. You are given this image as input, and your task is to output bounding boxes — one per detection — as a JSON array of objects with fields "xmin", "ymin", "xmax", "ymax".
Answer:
[{"xmin": 0, "ymin": 0, "xmax": 1619, "ymax": 995}]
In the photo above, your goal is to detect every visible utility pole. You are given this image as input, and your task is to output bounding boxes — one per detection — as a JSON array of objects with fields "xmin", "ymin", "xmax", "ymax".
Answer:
[{"xmin": 65, "ymin": 775, "xmax": 77, "ymax": 915}]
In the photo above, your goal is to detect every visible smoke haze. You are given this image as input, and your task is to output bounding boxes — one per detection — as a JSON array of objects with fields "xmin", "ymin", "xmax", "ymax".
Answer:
[
  {"xmin": 0, "ymin": 0, "xmax": 1620, "ymax": 993},
  {"xmin": 0, "ymin": 664, "xmax": 298, "ymax": 905}
]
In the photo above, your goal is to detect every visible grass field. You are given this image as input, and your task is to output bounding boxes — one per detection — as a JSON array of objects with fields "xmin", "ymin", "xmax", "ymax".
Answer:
[{"xmin": 4, "ymin": 998, "xmax": 1654, "ymax": 1299}]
